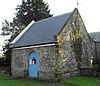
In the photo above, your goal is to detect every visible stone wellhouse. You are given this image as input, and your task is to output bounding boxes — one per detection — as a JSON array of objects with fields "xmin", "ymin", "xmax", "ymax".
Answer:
[
  {"xmin": 89, "ymin": 32, "xmax": 100, "ymax": 64},
  {"xmin": 11, "ymin": 8, "xmax": 93, "ymax": 81}
]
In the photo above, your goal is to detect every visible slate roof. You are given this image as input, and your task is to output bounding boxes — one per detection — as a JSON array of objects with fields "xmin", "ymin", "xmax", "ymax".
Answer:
[
  {"xmin": 89, "ymin": 31, "xmax": 100, "ymax": 42},
  {"xmin": 11, "ymin": 12, "xmax": 72, "ymax": 48}
]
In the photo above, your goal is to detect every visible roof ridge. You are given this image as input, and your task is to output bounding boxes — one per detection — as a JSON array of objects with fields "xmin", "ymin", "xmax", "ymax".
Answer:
[
  {"xmin": 11, "ymin": 12, "xmax": 72, "ymax": 45},
  {"xmin": 11, "ymin": 11, "xmax": 72, "ymax": 48},
  {"xmin": 33, "ymin": 12, "xmax": 72, "ymax": 24}
]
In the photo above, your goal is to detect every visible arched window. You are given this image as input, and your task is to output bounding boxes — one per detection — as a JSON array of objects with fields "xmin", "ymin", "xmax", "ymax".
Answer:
[{"xmin": 32, "ymin": 57, "xmax": 36, "ymax": 64}]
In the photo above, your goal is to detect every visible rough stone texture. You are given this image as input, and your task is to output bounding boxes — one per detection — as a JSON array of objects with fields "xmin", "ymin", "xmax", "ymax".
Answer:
[
  {"xmin": 11, "ymin": 45, "xmax": 57, "ymax": 81},
  {"xmin": 63, "ymin": 71, "xmax": 80, "ymax": 79},
  {"xmin": 90, "ymin": 39, "xmax": 100, "ymax": 64},
  {"xmin": 81, "ymin": 24, "xmax": 93, "ymax": 68},
  {"xmin": 57, "ymin": 12, "xmax": 79, "ymax": 78},
  {"xmin": 57, "ymin": 9, "xmax": 93, "ymax": 79},
  {"xmin": 11, "ymin": 9, "xmax": 93, "ymax": 81},
  {"xmin": 92, "ymin": 41, "xmax": 96, "ymax": 63},
  {"xmin": 95, "ymin": 42, "xmax": 100, "ymax": 63},
  {"xmin": 80, "ymin": 68, "xmax": 100, "ymax": 77}
]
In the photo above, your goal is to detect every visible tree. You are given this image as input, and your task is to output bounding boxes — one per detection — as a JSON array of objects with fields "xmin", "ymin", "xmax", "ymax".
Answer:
[
  {"xmin": 13, "ymin": 0, "xmax": 53, "ymax": 30},
  {"xmin": 1, "ymin": 0, "xmax": 53, "ymax": 67},
  {"xmin": 1, "ymin": 20, "xmax": 20, "ymax": 40},
  {"xmin": 1, "ymin": 0, "xmax": 53, "ymax": 39}
]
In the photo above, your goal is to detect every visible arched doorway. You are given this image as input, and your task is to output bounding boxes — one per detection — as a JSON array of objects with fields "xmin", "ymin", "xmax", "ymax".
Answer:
[{"xmin": 28, "ymin": 51, "xmax": 38, "ymax": 77}]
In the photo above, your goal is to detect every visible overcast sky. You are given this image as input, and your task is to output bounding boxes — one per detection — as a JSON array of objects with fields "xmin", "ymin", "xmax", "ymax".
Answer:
[{"xmin": 0, "ymin": 0, "xmax": 100, "ymax": 50}]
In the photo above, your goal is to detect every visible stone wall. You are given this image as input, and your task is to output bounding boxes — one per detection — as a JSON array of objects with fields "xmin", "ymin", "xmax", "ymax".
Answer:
[
  {"xmin": 80, "ymin": 68, "xmax": 100, "ymax": 77},
  {"xmin": 81, "ymin": 29, "xmax": 93, "ymax": 68},
  {"xmin": 57, "ymin": 8, "xmax": 93, "ymax": 79},
  {"xmin": 11, "ymin": 9, "xmax": 94, "ymax": 81},
  {"xmin": 91, "ymin": 41, "xmax": 100, "ymax": 64},
  {"xmin": 95, "ymin": 42, "xmax": 100, "ymax": 64},
  {"xmin": 57, "ymin": 9, "xmax": 80, "ymax": 79},
  {"xmin": 78, "ymin": 13, "xmax": 93, "ymax": 68},
  {"xmin": 11, "ymin": 45, "xmax": 58, "ymax": 81},
  {"xmin": 92, "ymin": 41, "xmax": 96, "ymax": 63}
]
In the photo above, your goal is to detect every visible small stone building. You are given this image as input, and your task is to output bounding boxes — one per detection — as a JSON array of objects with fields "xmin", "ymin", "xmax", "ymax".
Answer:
[
  {"xmin": 89, "ymin": 32, "xmax": 100, "ymax": 64},
  {"xmin": 11, "ymin": 8, "xmax": 93, "ymax": 81}
]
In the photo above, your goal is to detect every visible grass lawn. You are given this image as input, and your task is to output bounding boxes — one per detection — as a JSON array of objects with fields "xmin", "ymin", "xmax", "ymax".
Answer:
[
  {"xmin": 0, "ymin": 74, "xmax": 67, "ymax": 86},
  {"xmin": 61, "ymin": 76, "xmax": 100, "ymax": 86},
  {"xmin": 0, "ymin": 75, "xmax": 45, "ymax": 86},
  {"xmin": 0, "ymin": 74, "xmax": 100, "ymax": 86}
]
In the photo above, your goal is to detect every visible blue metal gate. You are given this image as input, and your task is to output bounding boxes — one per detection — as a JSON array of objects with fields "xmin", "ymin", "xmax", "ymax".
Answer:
[{"xmin": 28, "ymin": 52, "xmax": 38, "ymax": 77}]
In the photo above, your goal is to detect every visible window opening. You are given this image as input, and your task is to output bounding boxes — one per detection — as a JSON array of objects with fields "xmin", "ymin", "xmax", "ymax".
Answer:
[{"xmin": 32, "ymin": 57, "xmax": 36, "ymax": 64}]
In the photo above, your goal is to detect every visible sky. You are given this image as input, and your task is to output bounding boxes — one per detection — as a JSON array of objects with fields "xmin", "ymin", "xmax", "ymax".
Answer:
[{"xmin": 0, "ymin": 0, "xmax": 100, "ymax": 51}]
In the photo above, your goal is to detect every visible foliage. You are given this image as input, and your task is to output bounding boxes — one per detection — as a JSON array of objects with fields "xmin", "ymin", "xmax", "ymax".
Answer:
[
  {"xmin": 92, "ymin": 64, "xmax": 100, "ymax": 71},
  {"xmin": 71, "ymin": 37, "xmax": 82, "ymax": 68},
  {"xmin": 1, "ymin": 20, "xmax": 20, "ymax": 37},
  {"xmin": 1, "ymin": 0, "xmax": 53, "ymax": 39},
  {"xmin": 1, "ymin": 0, "xmax": 53, "ymax": 67},
  {"xmin": 93, "ymin": 54, "xmax": 100, "ymax": 71},
  {"xmin": 62, "ymin": 76, "xmax": 100, "ymax": 86},
  {"xmin": 71, "ymin": 17, "xmax": 82, "ymax": 69},
  {"xmin": 55, "ymin": 64, "xmax": 62, "ymax": 82},
  {"xmin": 54, "ymin": 46, "xmax": 62, "ymax": 82},
  {"xmin": 2, "ymin": 44, "xmax": 11, "ymax": 66},
  {"xmin": 13, "ymin": 0, "xmax": 53, "ymax": 28},
  {"xmin": 0, "ymin": 58, "xmax": 5, "ymax": 66}
]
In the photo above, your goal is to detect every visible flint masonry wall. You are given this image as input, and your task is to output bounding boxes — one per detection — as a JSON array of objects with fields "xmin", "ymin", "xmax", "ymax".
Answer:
[
  {"xmin": 57, "ymin": 9, "xmax": 93, "ymax": 79},
  {"xmin": 11, "ymin": 9, "xmax": 93, "ymax": 81},
  {"xmin": 11, "ymin": 45, "xmax": 58, "ymax": 81},
  {"xmin": 95, "ymin": 42, "xmax": 100, "ymax": 64},
  {"xmin": 57, "ymin": 10, "xmax": 80, "ymax": 78}
]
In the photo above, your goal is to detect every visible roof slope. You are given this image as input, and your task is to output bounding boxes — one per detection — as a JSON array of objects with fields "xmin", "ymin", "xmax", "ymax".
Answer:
[
  {"xmin": 89, "ymin": 31, "xmax": 100, "ymax": 42},
  {"xmin": 11, "ymin": 12, "xmax": 71, "ymax": 48}
]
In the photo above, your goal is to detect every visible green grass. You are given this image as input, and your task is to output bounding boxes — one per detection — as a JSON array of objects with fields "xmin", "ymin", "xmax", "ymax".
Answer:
[
  {"xmin": 0, "ymin": 75, "xmax": 46, "ymax": 86},
  {"xmin": 0, "ymin": 75, "xmax": 100, "ymax": 86},
  {"xmin": 62, "ymin": 76, "xmax": 100, "ymax": 86},
  {"xmin": 0, "ymin": 75, "xmax": 67, "ymax": 86}
]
